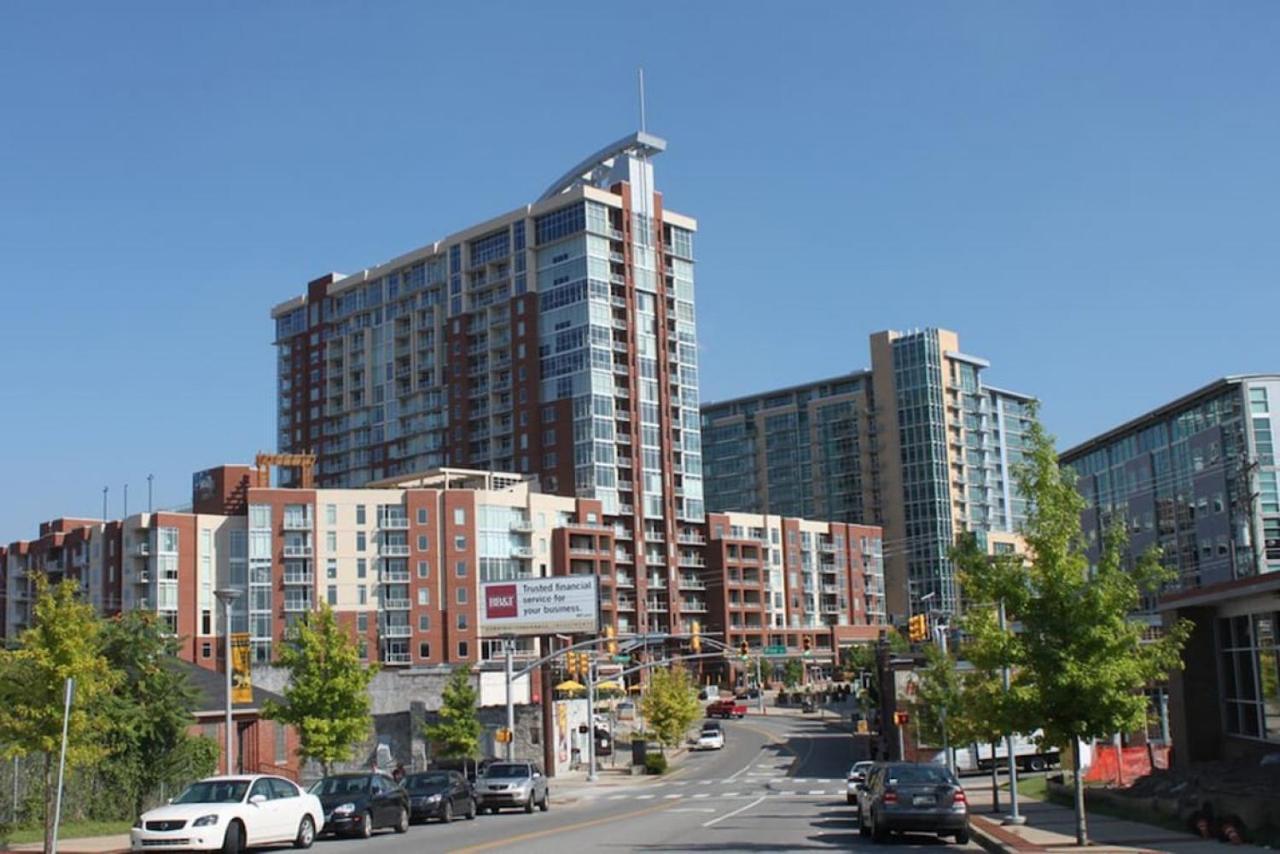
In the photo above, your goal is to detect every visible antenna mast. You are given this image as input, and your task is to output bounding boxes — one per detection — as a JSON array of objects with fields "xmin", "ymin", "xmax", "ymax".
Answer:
[{"xmin": 638, "ymin": 67, "xmax": 647, "ymax": 132}]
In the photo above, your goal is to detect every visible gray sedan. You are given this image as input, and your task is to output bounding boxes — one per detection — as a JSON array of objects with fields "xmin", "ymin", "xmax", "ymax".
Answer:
[{"xmin": 857, "ymin": 762, "xmax": 969, "ymax": 844}]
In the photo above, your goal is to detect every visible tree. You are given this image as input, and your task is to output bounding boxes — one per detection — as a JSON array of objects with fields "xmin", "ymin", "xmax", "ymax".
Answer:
[
  {"xmin": 910, "ymin": 644, "xmax": 962, "ymax": 756},
  {"xmin": 0, "ymin": 576, "xmax": 119, "ymax": 854},
  {"xmin": 954, "ymin": 410, "xmax": 1191, "ymax": 845},
  {"xmin": 263, "ymin": 604, "xmax": 377, "ymax": 775},
  {"xmin": 842, "ymin": 644, "xmax": 879, "ymax": 712},
  {"xmin": 99, "ymin": 612, "xmax": 218, "ymax": 816},
  {"xmin": 424, "ymin": 666, "xmax": 481, "ymax": 759},
  {"xmin": 640, "ymin": 665, "xmax": 701, "ymax": 750},
  {"xmin": 782, "ymin": 658, "xmax": 805, "ymax": 689}
]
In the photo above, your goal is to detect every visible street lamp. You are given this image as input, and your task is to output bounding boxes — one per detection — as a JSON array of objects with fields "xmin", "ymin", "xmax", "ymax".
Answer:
[{"xmin": 214, "ymin": 588, "xmax": 244, "ymax": 775}]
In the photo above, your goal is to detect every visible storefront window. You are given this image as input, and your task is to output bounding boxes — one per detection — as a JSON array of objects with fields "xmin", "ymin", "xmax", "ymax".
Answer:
[{"xmin": 1218, "ymin": 613, "xmax": 1280, "ymax": 741}]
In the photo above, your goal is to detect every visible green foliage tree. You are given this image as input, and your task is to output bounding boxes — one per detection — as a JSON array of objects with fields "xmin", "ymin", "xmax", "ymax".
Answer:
[
  {"xmin": 0, "ymin": 576, "xmax": 120, "ymax": 854},
  {"xmin": 263, "ymin": 604, "xmax": 377, "ymax": 775},
  {"xmin": 910, "ymin": 644, "xmax": 962, "ymax": 753},
  {"xmin": 424, "ymin": 666, "xmax": 482, "ymax": 759},
  {"xmin": 954, "ymin": 410, "xmax": 1191, "ymax": 846},
  {"xmin": 842, "ymin": 644, "xmax": 880, "ymax": 714},
  {"xmin": 99, "ymin": 612, "xmax": 218, "ymax": 816},
  {"xmin": 782, "ymin": 658, "xmax": 805, "ymax": 689},
  {"xmin": 640, "ymin": 665, "xmax": 701, "ymax": 751}
]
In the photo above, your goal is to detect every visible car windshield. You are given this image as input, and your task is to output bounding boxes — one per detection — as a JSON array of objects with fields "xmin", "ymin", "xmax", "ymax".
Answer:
[
  {"xmin": 309, "ymin": 776, "xmax": 370, "ymax": 796},
  {"xmin": 173, "ymin": 780, "xmax": 250, "ymax": 804},
  {"xmin": 484, "ymin": 764, "xmax": 530, "ymax": 778},
  {"xmin": 887, "ymin": 765, "xmax": 953, "ymax": 785},
  {"xmin": 403, "ymin": 773, "xmax": 450, "ymax": 791}
]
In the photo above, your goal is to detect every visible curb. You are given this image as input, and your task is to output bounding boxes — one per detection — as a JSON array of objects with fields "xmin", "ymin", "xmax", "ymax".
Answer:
[{"xmin": 969, "ymin": 814, "xmax": 1045, "ymax": 853}]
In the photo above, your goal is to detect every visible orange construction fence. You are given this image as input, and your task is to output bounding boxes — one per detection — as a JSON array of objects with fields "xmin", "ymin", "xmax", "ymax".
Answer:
[{"xmin": 1083, "ymin": 743, "xmax": 1169, "ymax": 787}]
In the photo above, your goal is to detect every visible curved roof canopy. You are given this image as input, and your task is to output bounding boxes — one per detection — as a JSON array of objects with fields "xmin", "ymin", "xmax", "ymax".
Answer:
[{"xmin": 537, "ymin": 131, "xmax": 666, "ymax": 203}]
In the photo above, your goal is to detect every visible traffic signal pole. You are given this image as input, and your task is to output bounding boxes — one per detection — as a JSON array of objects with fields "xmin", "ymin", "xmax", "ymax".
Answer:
[
  {"xmin": 585, "ymin": 657, "xmax": 597, "ymax": 782},
  {"xmin": 504, "ymin": 639, "xmax": 516, "ymax": 761}
]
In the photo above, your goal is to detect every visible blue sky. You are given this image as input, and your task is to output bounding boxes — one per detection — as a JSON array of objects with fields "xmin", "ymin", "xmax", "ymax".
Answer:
[{"xmin": 2, "ymin": 1, "xmax": 1278, "ymax": 539}]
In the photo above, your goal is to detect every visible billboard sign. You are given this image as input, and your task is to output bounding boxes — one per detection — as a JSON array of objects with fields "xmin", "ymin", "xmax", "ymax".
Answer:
[{"xmin": 480, "ymin": 576, "xmax": 599, "ymax": 637}]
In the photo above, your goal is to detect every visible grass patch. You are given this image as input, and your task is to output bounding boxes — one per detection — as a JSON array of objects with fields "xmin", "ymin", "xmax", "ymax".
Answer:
[
  {"xmin": 997, "ymin": 773, "xmax": 1049, "ymax": 800},
  {"xmin": 5, "ymin": 819, "xmax": 134, "ymax": 845}
]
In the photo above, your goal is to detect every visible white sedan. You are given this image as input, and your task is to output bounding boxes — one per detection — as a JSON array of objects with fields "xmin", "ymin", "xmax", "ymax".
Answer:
[
  {"xmin": 693, "ymin": 728, "xmax": 725, "ymax": 750},
  {"xmin": 131, "ymin": 775, "xmax": 324, "ymax": 854}
]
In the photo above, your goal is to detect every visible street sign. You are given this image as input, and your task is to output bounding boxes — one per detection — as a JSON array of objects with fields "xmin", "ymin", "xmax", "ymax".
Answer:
[
  {"xmin": 856, "ymin": 719, "xmax": 869, "ymax": 734},
  {"xmin": 495, "ymin": 728, "xmax": 512, "ymax": 744},
  {"xmin": 893, "ymin": 711, "xmax": 909, "ymax": 726},
  {"xmin": 764, "ymin": 645, "xmax": 786, "ymax": 655},
  {"xmin": 612, "ymin": 654, "xmax": 631, "ymax": 663}
]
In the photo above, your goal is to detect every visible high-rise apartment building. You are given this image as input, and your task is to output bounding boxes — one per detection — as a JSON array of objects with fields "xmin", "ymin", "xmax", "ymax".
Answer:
[
  {"xmin": 1060, "ymin": 375, "xmax": 1280, "ymax": 764},
  {"xmin": 702, "ymin": 328, "xmax": 1033, "ymax": 618},
  {"xmin": 270, "ymin": 132, "xmax": 706, "ymax": 634},
  {"xmin": 3, "ymin": 460, "xmax": 886, "ymax": 674}
]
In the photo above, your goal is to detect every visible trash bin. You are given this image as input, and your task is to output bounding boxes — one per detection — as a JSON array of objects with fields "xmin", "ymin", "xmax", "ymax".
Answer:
[{"xmin": 632, "ymin": 738, "xmax": 648, "ymax": 766}]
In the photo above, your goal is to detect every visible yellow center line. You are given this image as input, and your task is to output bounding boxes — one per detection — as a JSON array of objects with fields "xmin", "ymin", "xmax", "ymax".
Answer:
[{"xmin": 448, "ymin": 800, "xmax": 676, "ymax": 854}]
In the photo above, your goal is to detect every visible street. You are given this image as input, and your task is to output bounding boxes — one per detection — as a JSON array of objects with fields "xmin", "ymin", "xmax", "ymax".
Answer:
[{"xmin": 316, "ymin": 713, "xmax": 979, "ymax": 853}]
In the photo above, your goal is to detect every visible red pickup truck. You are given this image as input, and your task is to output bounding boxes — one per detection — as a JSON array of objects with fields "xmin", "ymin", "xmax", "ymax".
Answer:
[{"xmin": 706, "ymin": 699, "xmax": 747, "ymax": 719}]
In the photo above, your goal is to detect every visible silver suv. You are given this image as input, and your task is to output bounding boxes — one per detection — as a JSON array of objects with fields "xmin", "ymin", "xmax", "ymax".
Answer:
[{"xmin": 473, "ymin": 762, "xmax": 549, "ymax": 814}]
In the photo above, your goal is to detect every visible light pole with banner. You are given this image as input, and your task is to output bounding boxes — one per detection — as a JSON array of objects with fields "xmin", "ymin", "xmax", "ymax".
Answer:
[{"xmin": 214, "ymin": 587, "xmax": 244, "ymax": 774}]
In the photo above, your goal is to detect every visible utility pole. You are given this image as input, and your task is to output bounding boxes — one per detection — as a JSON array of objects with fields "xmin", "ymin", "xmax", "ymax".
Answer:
[
  {"xmin": 585, "ymin": 655, "xmax": 598, "ymax": 782},
  {"xmin": 504, "ymin": 638, "xmax": 516, "ymax": 761},
  {"xmin": 998, "ymin": 600, "xmax": 1025, "ymax": 825},
  {"xmin": 51, "ymin": 678, "xmax": 74, "ymax": 854}
]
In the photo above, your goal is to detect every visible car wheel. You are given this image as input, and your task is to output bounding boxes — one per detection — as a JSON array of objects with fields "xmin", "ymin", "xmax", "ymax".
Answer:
[
  {"xmin": 539, "ymin": 791, "xmax": 549, "ymax": 812},
  {"xmin": 1027, "ymin": 756, "xmax": 1047, "ymax": 773},
  {"xmin": 360, "ymin": 811, "xmax": 373, "ymax": 839},
  {"xmin": 465, "ymin": 798, "xmax": 477, "ymax": 820},
  {"xmin": 524, "ymin": 795, "xmax": 535, "ymax": 814},
  {"xmin": 955, "ymin": 829, "xmax": 970, "ymax": 845},
  {"xmin": 293, "ymin": 816, "xmax": 315, "ymax": 850},
  {"xmin": 871, "ymin": 812, "xmax": 889, "ymax": 843},
  {"xmin": 394, "ymin": 807, "xmax": 408, "ymax": 834},
  {"xmin": 222, "ymin": 820, "xmax": 243, "ymax": 854},
  {"xmin": 441, "ymin": 801, "xmax": 453, "ymax": 823},
  {"xmin": 859, "ymin": 815, "xmax": 870, "ymax": 838}
]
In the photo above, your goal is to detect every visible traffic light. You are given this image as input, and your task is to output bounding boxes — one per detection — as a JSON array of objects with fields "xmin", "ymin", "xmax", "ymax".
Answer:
[
  {"xmin": 908, "ymin": 614, "xmax": 929, "ymax": 643},
  {"xmin": 802, "ymin": 636, "xmax": 812, "ymax": 655},
  {"xmin": 690, "ymin": 620, "xmax": 701, "ymax": 654},
  {"xmin": 739, "ymin": 640, "xmax": 750, "ymax": 658},
  {"xmin": 567, "ymin": 650, "xmax": 583, "ymax": 678},
  {"xmin": 605, "ymin": 624, "xmax": 617, "ymax": 655}
]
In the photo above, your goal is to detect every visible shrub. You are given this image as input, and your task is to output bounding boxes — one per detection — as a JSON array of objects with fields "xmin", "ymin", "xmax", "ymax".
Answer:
[{"xmin": 643, "ymin": 752, "xmax": 668, "ymax": 775}]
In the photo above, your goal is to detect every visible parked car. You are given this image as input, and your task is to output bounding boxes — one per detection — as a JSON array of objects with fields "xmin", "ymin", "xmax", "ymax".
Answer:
[
  {"xmin": 706, "ymin": 699, "xmax": 747, "ymax": 719},
  {"xmin": 474, "ymin": 762, "xmax": 550, "ymax": 814},
  {"xmin": 431, "ymin": 756, "xmax": 482, "ymax": 783},
  {"xmin": 693, "ymin": 726, "xmax": 725, "ymax": 751},
  {"xmin": 130, "ymin": 775, "xmax": 324, "ymax": 854},
  {"xmin": 402, "ymin": 770, "xmax": 476, "ymax": 823},
  {"xmin": 857, "ymin": 762, "xmax": 969, "ymax": 844},
  {"xmin": 846, "ymin": 760, "xmax": 874, "ymax": 805},
  {"xmin": 308, "ymin": 772, "xmax": 409, "ymax": 838}
]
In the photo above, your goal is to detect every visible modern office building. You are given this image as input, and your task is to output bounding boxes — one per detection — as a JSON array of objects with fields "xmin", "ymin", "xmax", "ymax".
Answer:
[
  {"xmin": 3, "ymin": 458, "xmax": 886, "ymax": 672},
  {"xmin": 701, "ymin": 328, "xmax": 1033, "ymax": 620},
  {"xmin": 1060, "ymin": 375, "xmax": 1280, "ymax": 764},
  {"xmin": 270, "ymin": 131, "xmax": 707, "ymax": 637}
]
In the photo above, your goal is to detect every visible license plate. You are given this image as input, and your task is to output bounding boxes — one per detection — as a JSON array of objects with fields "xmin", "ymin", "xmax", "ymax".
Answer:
[{"xmin": 912, "ymin": 795, "xmax": 934, "ymax": 806}]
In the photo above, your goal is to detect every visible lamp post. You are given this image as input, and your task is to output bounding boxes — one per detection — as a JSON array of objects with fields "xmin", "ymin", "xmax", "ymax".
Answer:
[
  {"xmin": 998, "ymin": 600, "xmax": 1025, "ymax": 825},
  {"xmin": 214, "ymin": 588, "xmax": 244, "ymax": 775}
]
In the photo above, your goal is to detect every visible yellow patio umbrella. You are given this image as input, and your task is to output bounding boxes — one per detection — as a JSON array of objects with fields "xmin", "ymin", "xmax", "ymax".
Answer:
[
  {"xmin": 555, "ymin": 680, "xmax": 586, "ymax": 693},
  {"xmin": 595, "ymin": 680, "xmax": 623, "ymax": 692}
]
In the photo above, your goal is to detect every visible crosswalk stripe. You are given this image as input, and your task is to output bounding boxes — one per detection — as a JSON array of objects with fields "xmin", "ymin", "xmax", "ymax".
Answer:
[
  {"xmin": 663, "ymin": 794, "xmax": 682, "ymax": 799},
  {"xmin": 808, "ymin": 790, "xmax": 825, "ymax": 795},
  {"xmin": 692, "ymin": 793, "xmax": 710, "ymax": 799},
  {"xmin": 635, "ymin": 794, "xmax": 654, "ymax": 800}
]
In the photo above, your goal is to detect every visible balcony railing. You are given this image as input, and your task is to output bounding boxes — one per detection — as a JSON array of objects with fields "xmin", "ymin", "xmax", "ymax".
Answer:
[
  {"xmin": 283, "ymin": 571, "xmax": 314, "ymax": 585},
  {"xmin": 510, "ymin": 519, "xmax": 535, "ymax": 533},
  {"xmin": 616, "ymin": 575, "xmax": 634, "ymax": 588},
  {"xmin": 284, "ymin": 597, "xmax": 313, "ymax": 612},
  {"xmin": 282, "ymin": 516, "xmax": 313, "ymax": 531},
  {"xmin": 381, "ymin": 625, "xmax": 412, "ymax": 638},
  {"xmin": 135, "ymin": 543, "xmax": 151, "ymax": 556},
  {"xmin": 511, "ymin": 546, "xmax": 534, "ymax": 559},
  {"xmin": 678, "ymin": 576, "xmax": 705, "ymax": 590},
  {"xmin": 383, "ymin": 598, "xmax": 411, "ymax": 610},
  {"xmin": 379, "ymin": 544, "xmax": 410, "ymax": 557},
  {"xmin": 682, "ymin": 601, "xmax": 708, "ymax": 613},
  {"xmin": 283, "ymin": 544, "xmax": 313, "ymax": 558},
  {"xmin": 379, "ymin": 517, "xmax": 410, "ymax": 530},
  {"xmin": 646, "ymin": 577, "xmax": 667, "ymax": 589},
  {"xmin": 381, "ymin": 570, "xmax": 411, "ymax": 583},
  {"xmin": 645, "ymin": 600, "xmax": 669, "ymax": 613},
  {"xmin": 382, "ymin": 652, "xmax": 411, "ymax": 665}
]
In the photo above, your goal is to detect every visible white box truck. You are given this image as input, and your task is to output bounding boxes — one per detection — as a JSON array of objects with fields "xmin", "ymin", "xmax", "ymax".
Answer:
[{"xmin": 946, "ymin": 731, "xmax": 1087, "ymax": 775}]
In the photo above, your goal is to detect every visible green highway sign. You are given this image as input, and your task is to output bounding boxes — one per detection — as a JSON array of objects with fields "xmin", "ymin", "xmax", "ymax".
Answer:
[
  {"xmin": 612, "ymin": 654, "xmax": 631, "ymax": 663},
  {"xmin": 764, "ymin": 645, "xmax": 786, "ymax": 655}
]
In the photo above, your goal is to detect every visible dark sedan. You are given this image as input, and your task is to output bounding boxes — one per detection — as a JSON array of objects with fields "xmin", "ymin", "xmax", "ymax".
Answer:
[
  {"xmin": 309, "ymin": 772, "xmax": 409, "ymax": 838},
  {"xmin": 402, "ymin": 770, "xmax": 476, "ymax": 823},
  {"xmin": 857, "ymin": 762, "xmax": 970, "ymax": 844}
]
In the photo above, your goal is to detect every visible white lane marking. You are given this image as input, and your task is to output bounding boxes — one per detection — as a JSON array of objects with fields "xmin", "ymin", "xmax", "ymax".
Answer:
[
  {"xmin": 663, "ymin": 794, "xmax": 682, "ymax": 799},
  {"xmin": 702, "ymin": 794, "xmax": 767, "ymax": 828},
  {"xmin": 608, "ymin": 794, "xmax": 628, "ymax": 800},
  {"xmin": 699, "ymin": 780, "xmax": 714, "ymax": 785},
  {"xmin": 778, "ymin": 791, "xmax": 795, "ymax": 796},
  {"xmin": 692, "ymin": 793, "xmax": 710, "ymax": 799},
  {"xmin": 808, "ymin": 789, "xmax": 825, "ymax": 795},
  {"xmin": 668, "ymin": 808, "xmax": 716, "ymax": 813},
  {"xmin": 719, "ymin": 791, "xmax": 738, "ymax": 798},
  {"xmin": 673, "ymin": 781, "xmax": 689, "ymax": 786},
  {"xmin": 635, "ymin": 794, "xmax": 654, "ymax": 800}
]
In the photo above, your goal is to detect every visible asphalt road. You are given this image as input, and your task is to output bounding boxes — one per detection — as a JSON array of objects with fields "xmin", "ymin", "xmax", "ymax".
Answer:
[{"xmin": 312, "ymin": 713, "xmax": 978, "ymax": 853}]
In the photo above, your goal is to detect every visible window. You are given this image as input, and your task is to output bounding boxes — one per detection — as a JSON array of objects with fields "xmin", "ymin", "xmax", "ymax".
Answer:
[
  {"xmin": 327, "ymin": 559, "xmax": 337, "ymax": 579},
  {"xmin": 417, "ymin": 508, "xmax": 428, "ymax": 525},
  {"xmin": 418, "ymin": 614, "xmax": 430, "ymax": 631},
  {"xmin": 274, "ymin": 727, "xmax": 288, "ymax": 766},
  {"xmin": 418, "ymin": 535, "xmax": 428, "ymax": 550},
  {"xmin": 325, "ymin": 504, "xmax": 337, "ymax": 525},
  {"xmin": 358, "ymin": 586, "xmax": 367, "ymax": 605},
  {"xmin": 417, "ymin": 561, "xmax": 430, "ymax": 579},
  {"xmin": 1218, "ymin": 613, "xmax": 1280, "ymax": 741},
  {"xmin": 327, "ymin": 585, "xmax": 337, "ymax": 606},
  {"xmin": 456, "ymin": 588, "xmax": 468, "ymax": 604},
  {"xmin": 453, "ymin": 507, "xmax": 466, "ymax": 525},
  {"xmin": 358, "ymin": 613, "xmax": 368, "ymax": 632},
  {"xmin": 359, "ymin": 642, "xmax": 369, "ymax": 660},
  {"xmin": 1251, "ymin": 387, "xmax": 1270, "ymax": 414},
  {"xmin": 201, "ymin": 641, "xmax": 212, "ymax": 659},
  {"xmin": 326, "ymin": 531, "xmax": 337, "ymax": 551},
  {"xmin": 357, "ymin": 532, "xmax": 367, "ymax": 552},
  {"xmin": 457, "ymin": 641, "xmax": 469, "ymax": 659},
  {"xmin": 454, "ymin": 535, "xmax": 467, "ymax": 551},
  {"xmin": 418, "ymin": 588, "xmax": 430, "ymax": 606},
  {"xmin": 356, "ymin": 505, "xmax": 366, "ymax": 525},
  {"xmin": 419, "ymin": 642, "xmax": 431, "ymax": 660},
  {"xmin": 457, "ymin": 613, "xmax": 468, "ymax": 629},
  {"xmin": 456, "ymin": 561, "xmax": 467, "ymax": 578}
]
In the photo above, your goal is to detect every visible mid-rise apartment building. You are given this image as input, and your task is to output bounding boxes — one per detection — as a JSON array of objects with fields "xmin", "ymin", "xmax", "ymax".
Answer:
[
  {"xmin": 4, "ymin": 460, "xmax": 886, "ymax": 672},
  {"xmin": 702, "ymin": 328, "xmax": 1033, "ymax": 619},
  {"xmin": 1060, "ymin": 375, "xmax": 1280, "ymax": 765},
  {"xmin": 271, "ymin": 131, "xmax": 707, "ymax": 640}
]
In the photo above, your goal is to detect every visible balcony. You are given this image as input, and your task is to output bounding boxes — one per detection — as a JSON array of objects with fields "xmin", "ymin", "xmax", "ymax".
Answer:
[
  {"xmin": 381, "ymin": 569, "xmax": 411, "ymax": 583},
  {"xmin": 645, "ymin": 600, "xmax": 669, "ymax": 613},
  {"xmin": 382, "ymin": 652, "xmax": 411, "ymax": 665},
  {"xmin": 678, "ymin": 554, "xmax": 706, "ymax": 567},
  {"xmin": 379, "ymin": 544, "xmax": 410, "ymax": 557},
  {"xmin": 616, "ymin": 574, "xmax": 634, "ymax": 588},
  {"xmin": 679, "ymin": 576, "xmax": 705, "ymax": 590},
  {"xmin": 383, "ymin": 598, "xmax": 411, "ymax": 610},
  {"xmin": 617, "ymin": 598, "xmax": 637, "ymax": 611},
  {"xmin": 682, "ymin": 600, "xmax": 708, "ymax": 613},
  {"xmin": 677, "ymin": 534, "xmax": 706, "ymax": 545},
  {"xmin": 510, "ymin": 519, "xmax": 535, "ymax": 533},
  {"xmin": 284, "ymin": 597, "xmax": 313, "ymax": 613},
  {"xmin": 511, "ymin": 546, "xmax": 534, "ymax": 559},
  {"xmin": 282, "ymin": 516, "xmax": 313, "ymax": 531},
  {"xmin": 379, "ymin": 517, "xmax": 410, "ymax": 530},
  {"xmin": 283, "ymin": 571, "xmax": 314, "ymax": 585},
  {"xmin": 646, "ymin": 576, "xmax": 667, "ymax": 589},
  {"xmin": 136, "ymin": 572, "xmax": 151, "ymax": 584},
  {"xmin": 614, "ymin": 550, "xmax": 633, "ymax": 563},
  {"xmin": 283, "ymin": 544, "xmax": 314, "ymax": 558},
  {"xmin": 382, "ymin": 624, "xmax": 412, "ymax": 638},
  {"xmin": 134, "ymin": 543, "xmax": 151, "ymax": 557}
]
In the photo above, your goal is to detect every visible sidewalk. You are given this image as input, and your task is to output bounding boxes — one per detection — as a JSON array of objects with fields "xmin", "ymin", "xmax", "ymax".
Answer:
[
  {"xmin": 5, "ymin": 835, "xmax": 129, "ymax": 854},
  {"xmin": 963, "ymin": 781, "xmax": 1234, "ymax": 853}
]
